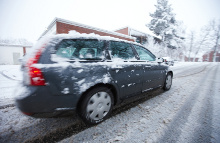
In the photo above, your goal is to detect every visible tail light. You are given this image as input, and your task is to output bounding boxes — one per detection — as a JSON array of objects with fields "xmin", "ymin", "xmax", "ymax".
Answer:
[
  {"xmin": 22, "ymin": 112, "xmax": 34, "ymax": 116},
  {"xmin": 25, "ymin": 46, "xmax": 46, "ymax": 86}
]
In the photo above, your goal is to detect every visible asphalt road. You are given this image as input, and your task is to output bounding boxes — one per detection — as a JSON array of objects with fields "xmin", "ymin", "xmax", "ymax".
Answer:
[{"xmin": 0, "ymin": 63, "xmax": 220, "ymax": 143}]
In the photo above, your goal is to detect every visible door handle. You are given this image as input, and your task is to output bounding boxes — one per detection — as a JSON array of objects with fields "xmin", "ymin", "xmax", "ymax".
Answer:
[
  {"xmin": 111, "ymin": 68, "xmax": 122, "ymax": 71},
  {"xmin": 111, "ymin": 66, "xmax": 123, "ymax": 71}
]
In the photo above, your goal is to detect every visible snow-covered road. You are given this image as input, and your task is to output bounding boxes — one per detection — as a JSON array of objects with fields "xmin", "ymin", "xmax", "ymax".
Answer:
[{"xmin": 0, "ymin": 62, "xmax": 220, "ymax": 142}]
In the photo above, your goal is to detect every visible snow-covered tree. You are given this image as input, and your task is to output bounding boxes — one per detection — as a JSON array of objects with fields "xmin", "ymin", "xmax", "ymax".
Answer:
[
  {"xmin": 144, "ymin": 35, "xmax": 185, "ymax": 61},
  {"xmin": 147, "ymin": 0, "xmax": 184, "ymax": 51},
  {"xmin": 144, "ymin": 35, "xmax": 166, "ymax": 58}
]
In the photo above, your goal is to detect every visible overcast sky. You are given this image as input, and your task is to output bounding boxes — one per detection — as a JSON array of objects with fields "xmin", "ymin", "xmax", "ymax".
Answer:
[{"xmin": 0, "ymin": 0, "xmax": 220, "ymax": 43}]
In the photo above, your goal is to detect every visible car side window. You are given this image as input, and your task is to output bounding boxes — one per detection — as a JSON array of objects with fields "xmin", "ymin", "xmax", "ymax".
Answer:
[
  {"xmin": 56, "ymin": 39, "xmax": 104, "ymax": 60},
  {"xmin": 133, "ymin": 45, "xmax": 156, "ymax": 61},
  {"xmin": 109, "ymin": 41, "xmax": 136, "ymax": 60}
]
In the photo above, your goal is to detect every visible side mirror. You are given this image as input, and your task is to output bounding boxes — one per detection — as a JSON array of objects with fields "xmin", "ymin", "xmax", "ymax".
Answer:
[
  {"xmin": 18, "ymin": 57, "xmax": 23, "ymax": 64},
  {"xmin": 156, "ymin": 58, "xmax": 163, "ymax": 63}
]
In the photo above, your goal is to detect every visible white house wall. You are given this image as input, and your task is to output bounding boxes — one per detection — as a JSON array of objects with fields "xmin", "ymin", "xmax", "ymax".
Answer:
[{"xmin": 0, "ymin": 46, "xmax": 31, "ymax": 65}]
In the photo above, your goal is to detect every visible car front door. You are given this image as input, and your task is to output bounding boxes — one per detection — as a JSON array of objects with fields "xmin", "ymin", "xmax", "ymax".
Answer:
[
  {"xmin": 133, "ymin": 45, "xmax": 165, "ymax": 91},
  {"xmin": 107, "ymin": 41, "xmax": 144, "ymax": 99}
]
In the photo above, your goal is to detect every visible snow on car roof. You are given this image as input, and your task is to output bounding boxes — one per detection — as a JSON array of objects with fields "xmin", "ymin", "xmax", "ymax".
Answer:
[
  {"xmin": 47, "ymin": 30, "xmax": 144, "ymax": 47},
  {"xmin": 162, "ymin": 57, "xmax": 172, "ymax": 59}
]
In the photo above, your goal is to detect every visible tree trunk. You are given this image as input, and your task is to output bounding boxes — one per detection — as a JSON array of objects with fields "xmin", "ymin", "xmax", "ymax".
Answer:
[
  {"xmin": 212, "ymin": 26, "xmax": 220, "ymax": 62},
  {"xmin": 212, "ymin": 36, "xmax": 219, "ymax": 62}
]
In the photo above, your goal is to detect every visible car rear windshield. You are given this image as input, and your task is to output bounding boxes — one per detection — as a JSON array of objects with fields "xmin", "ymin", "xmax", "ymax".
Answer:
[{"xmin": 55, "ymin": 39, "xmax": 105, "ymax": 60}]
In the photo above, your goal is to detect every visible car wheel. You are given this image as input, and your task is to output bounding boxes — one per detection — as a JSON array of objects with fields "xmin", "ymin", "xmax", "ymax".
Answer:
[
  {"xmin": 163, "ymin": 73, "xmax": 172, "ymax": 91},
  {"xmin": 78, "ymin": 87, "xmax": 114, "ymax": 125}
]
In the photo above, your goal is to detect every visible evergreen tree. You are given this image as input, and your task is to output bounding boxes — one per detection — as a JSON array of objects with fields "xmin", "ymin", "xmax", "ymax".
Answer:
[{"xmin": 148, "ymin": 0, "xmax": 184, "ymax": 50}]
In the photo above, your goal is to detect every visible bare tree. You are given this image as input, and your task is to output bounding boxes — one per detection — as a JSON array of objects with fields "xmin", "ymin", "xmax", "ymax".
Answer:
[
  {"xmin": 187, "ymin": 31, "xmax": 195, "ymax": 61},
  {"xmin": 193, "ymin": 26, "xmax": 211, "ymax": 62},
  {"xmin": 209, "ymin": 20, "xmax": 220, "ymax": 62},
  {"xmin": 183, "ymin": 20, "xmax": 220, "ymax": 62}
]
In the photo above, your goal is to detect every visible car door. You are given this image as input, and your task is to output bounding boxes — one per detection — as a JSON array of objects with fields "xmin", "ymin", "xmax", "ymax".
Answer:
[
  {"xmin": 133, "ymin": 45, "xmax": 165, "ymax": 91},
  {"xmin": 107, "ymin": 41, "xmax": 144, "ymax": 99}
]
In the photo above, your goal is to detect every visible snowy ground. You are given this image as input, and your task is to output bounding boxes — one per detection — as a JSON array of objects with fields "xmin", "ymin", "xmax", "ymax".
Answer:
[
  {"xmin": 0, "ymin": 62, "xmax": 220, "ymax": 142},
  {"xmin": 0, "ymin": 65, "xmax": 22, "ymax": 107}
]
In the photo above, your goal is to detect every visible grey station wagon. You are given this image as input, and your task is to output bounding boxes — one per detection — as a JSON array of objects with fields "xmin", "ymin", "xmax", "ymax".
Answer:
[{"xmin": 15, "ymin": 33, "xmax": 173, "ymax": 125}]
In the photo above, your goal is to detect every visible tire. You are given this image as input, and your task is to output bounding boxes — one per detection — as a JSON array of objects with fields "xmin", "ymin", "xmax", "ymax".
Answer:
[
  {"xmin": 163, "ymin": 73, "xmax": 172, "ymax": 91},
  {"xmin": 78, "ymin": 86, "xmax": 114, "ymax": 125}
]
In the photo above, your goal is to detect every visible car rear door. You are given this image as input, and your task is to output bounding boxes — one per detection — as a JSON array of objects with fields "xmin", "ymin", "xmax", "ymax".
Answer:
[{"xmin": 45, "ymin": 39, "xmax": 107, "ymax": 96}]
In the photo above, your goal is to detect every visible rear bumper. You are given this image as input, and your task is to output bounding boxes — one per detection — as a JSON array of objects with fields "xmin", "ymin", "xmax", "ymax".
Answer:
[{"xmin": 15, "ymin": 84, "xmax": 78, "ymax": 117}]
